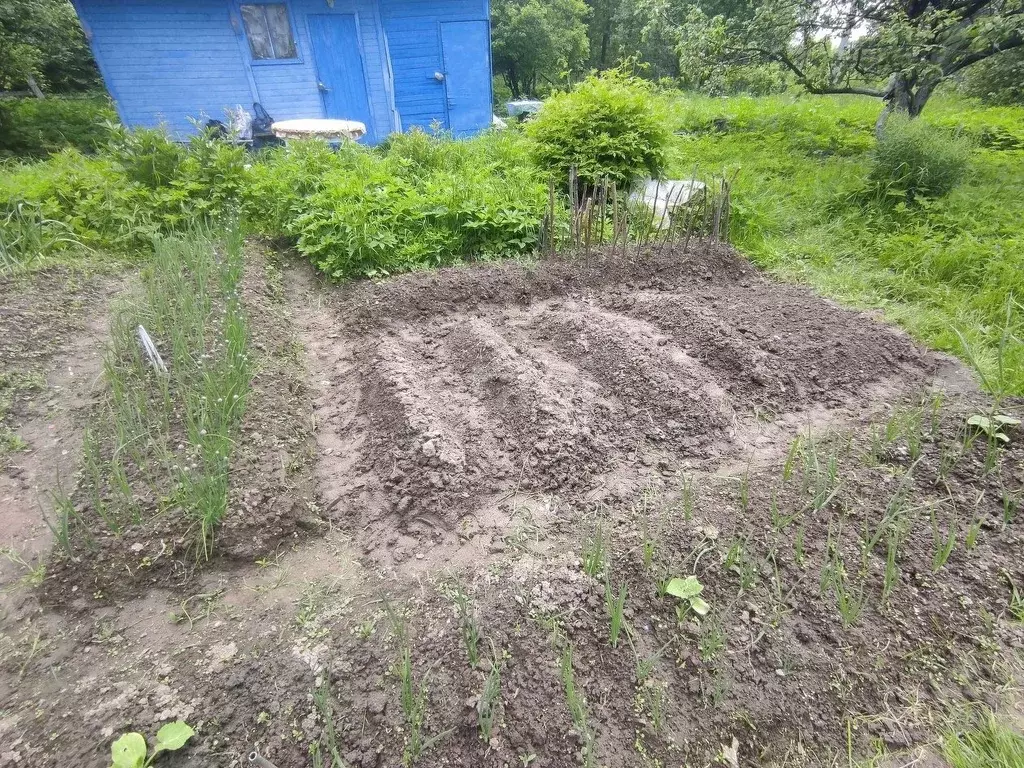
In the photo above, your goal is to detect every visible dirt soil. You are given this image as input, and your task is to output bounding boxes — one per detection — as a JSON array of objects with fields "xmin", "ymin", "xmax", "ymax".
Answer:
[{"xmin": 1, "ymin": 243, "xmax": 1022, "ymax": 768}]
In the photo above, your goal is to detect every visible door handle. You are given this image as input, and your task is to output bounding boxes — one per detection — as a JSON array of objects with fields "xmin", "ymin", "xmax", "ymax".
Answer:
[
  {"xmin": 434, "ymin": 71, "xmax": 445, "ymax": 82},
  {"xmin": 318, "ymin": 81, "xmax": 330, "ymax": 93}
]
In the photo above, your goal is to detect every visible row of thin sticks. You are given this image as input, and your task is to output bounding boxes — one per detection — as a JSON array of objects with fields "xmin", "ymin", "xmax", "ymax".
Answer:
[{"xmin": 540, "ymin": 167, "xmax": 738, "ymax": 259}]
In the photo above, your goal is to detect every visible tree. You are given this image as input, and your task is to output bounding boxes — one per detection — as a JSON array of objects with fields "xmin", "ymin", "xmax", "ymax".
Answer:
[
  {"xmin": 0, "ymin": 0, "xmax": 100, "ymax": 95},
  {"xmin": 491, "ymin": 0, "xmax": 591, "ymax": 98},
  {"xmin": 672, "ymin": 0, "xmax": 1024, "ymax": 127}
]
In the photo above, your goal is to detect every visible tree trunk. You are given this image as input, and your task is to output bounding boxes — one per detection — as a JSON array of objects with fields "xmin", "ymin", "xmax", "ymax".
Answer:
[
  {"xmin": 875, "ymin": 72, "xmax": 939, "ymax": 137},
  {"xmin": 26, "ymin": 75, "xmax": 45, "ymax": 99}
]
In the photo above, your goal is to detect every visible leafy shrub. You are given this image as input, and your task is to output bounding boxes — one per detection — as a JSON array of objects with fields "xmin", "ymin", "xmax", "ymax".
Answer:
[
  {"xmin": 0, "ymin": 126, "xmax": 246, "ymax": 253},
  {"xmin": 290, "ymin": 131, "xmax": 547, "ymax": 279},
  {"xmin": 242, "ymin": 140, "xmax": 350, "ymax": 237},
  {"xmin": 959, "ymin": 48, "xmax": 1024, "ymax": 107},
  {"xmin": 526, "ymin": 72, "xmax": 670, "ymax": 188},
  {"xmin": 0, "ymin": 95, "xmax": 116, "ymax": 158},
  {"xmin": 868, "ymin": 116, "xmax": 971, "ymax": 200}
]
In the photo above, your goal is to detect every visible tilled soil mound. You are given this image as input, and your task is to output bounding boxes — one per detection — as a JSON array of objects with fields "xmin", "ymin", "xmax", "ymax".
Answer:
[{"xmin": 319, "ymin": 244, "xmax": 934, "ymax": 551}]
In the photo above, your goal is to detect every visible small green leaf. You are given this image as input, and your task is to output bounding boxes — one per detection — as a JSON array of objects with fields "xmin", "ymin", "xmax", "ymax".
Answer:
[
  {"xmin": 665, "ymin": 576, "xmax": 703, "ymax": 600},
  {"xmin": 690, "ymin": 596, "xmax": 711, "ymax": 616},
  {"xmin": 993, "ymin": 415, "xmax": 1021, "ymax": 427},
  {"xmin": 153, "ymin": 721, "xmax": 194, "ymax": 754},
  {"xmin": 110, "ymin": 732, "xmax": 147, "ymax": 768}
]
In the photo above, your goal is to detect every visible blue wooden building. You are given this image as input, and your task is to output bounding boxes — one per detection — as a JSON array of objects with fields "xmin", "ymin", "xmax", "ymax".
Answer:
[{"xmin": 71, "ymin": 0, "xmax": 494, "ymax": 144}]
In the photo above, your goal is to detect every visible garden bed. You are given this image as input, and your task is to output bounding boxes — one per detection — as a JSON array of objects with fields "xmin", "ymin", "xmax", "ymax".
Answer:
[{"xmin": 0, "ymin": 243, "xmax": 1021, "ymax": 768}]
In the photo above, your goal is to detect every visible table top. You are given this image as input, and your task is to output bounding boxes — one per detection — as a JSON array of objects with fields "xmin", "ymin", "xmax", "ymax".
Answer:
[{"xmin": 270, "ymin": 119, "xmax": 367, "ymax": 140}]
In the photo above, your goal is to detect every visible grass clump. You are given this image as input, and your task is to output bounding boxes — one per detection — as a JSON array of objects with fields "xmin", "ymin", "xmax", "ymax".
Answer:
[
  {"xmin": 943, "ymin": 711, "xmax": 1024, "ymax": 767},
  {"xmin": 527, "ymin": 71, "xmax": 670, "ymax": 188},
  {"xmin": 868, "ymin": 115, "xmax": 971, "ymax": 200}
]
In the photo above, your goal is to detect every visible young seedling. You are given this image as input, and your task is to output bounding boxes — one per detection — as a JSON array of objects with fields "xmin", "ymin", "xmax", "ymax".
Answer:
[
  {"xmin": 664, "ymin": 575, "xmax": 710, "ymax": 620},
  {"xmin": 880, "ymin": 533, "xmax": 900, "ymax": 607},
  {"xmin": 582, "ymin": 522, "xmax": 606, "ymax": 578},
  {"xmin": 560, "ymin": 643, "xmax": 597, "ymax": 767},
  {"xmin": 793, "ymin": 523, "xmax": 806, "ymax": 567},
  {"xmin": 680, "ymin": 474, "xmax": 697, "ymax": 521},
  {"xmin": 965, "ymin": 515, "xmax": 983, "ymax": 551},
  {"xmin": 930, "ymin": 507, "xmax": 957, "ymax": 572},
  {"xmin": 477, "ymin": 644, "xmax": 502, "ymax": 743},
  {"xmin": 396, "ymin": 648, "xmax": 451, "ymax": 766},
  {"xmin": 698, "ymin": 612, "xmax": 725, "ymax": 661},
  {"xmin": 1003, "ymin": 488, "xmax": 1020, "ymax": 527},
  {"xmin": 738, "ymin": 471, "xmax": 750, "ymax": 513},
  {"xmin": 109, "ymin": 721, "xmax": 194, "ymax": 768},
  {"xmin": 724, "ymin": 538, "xmax": 758, "ymax": 591},
  {"xmin": 312, "ymin": 678, "xmax": 346, "ymax": 768},
  {"xmin": 604, "ymin": 576, "xmax": 628, "ymax": 648},
  {"xmin": 452, "ymin": 586, "xmax": 480, "ymax": 668},
  {"xmin": 1008, "ymin": 576, "xmax": 1024, "ymax": 623},
  {"xmin": 783, "ymin": 435, "xmax": 802, "ymax": 482}
]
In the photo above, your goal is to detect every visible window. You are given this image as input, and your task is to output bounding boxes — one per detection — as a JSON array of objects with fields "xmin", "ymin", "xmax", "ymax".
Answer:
[{"xmin": 240, "ymin": 4, "xmax": 297, "ymax": 60}]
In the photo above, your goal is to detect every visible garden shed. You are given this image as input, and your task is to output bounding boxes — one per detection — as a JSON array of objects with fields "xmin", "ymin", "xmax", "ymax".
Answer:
[{"xmin": 70, "ymin": 0, "xmax": 494, "ymax": 144}]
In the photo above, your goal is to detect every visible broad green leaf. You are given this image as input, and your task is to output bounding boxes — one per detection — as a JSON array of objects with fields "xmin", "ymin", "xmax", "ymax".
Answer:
[
  {"xmin": 154, "ymin": 721, "xmax": 195, "ymax": 754},
  {"xmin": 993, "ymin": 415, "xmax": 1021, "ymax": 427},
  {"xmin": 665, "ymin": 576, "xmax": 703, "ymax": 600},
  {"xmin": 110, "ymin": 732, "xmax": 147, "ymax": 768},
  {"xmin": 690, "ymin": 596, "xmax": 711, "ymax": 616},
  {"xmin": 967, "ymin": 415, "xmax": 992, "ymax": 431}
]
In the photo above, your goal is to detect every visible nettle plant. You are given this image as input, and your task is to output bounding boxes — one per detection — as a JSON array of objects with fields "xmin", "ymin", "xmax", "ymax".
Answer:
[{"xmin": 109, "ymin": 721, "xmax": 194, "ymax": 768}]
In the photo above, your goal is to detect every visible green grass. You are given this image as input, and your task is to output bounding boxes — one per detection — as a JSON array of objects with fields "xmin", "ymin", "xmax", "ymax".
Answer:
[
  {"xmin": 943, "ymin": 712, "xmax": 1024, "ymax": 767},
  {"xmin": 666, "ymin": 92, "xmax": 1024, "ymax": 395}
]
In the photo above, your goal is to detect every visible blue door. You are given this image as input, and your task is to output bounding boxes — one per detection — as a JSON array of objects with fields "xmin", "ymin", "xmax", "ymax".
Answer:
[
  {"xmin": 308, "ymin": 15, "xmax": 375, "ymax": 143},
  {"xmin": 439, "ymin": 21, "xmax": 492, "ymax": 136}
]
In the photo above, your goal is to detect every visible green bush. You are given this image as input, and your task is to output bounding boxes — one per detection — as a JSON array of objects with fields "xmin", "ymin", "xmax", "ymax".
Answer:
[
  {"xmin": 526, "ymin": 72, "xmax": 670, "ymax": 188},
  {"xmin": 959, "ymin": 48, "xmax": 1024, "ymax": 106},
  {"xmin": 0, "ymin": 127, "xmax": 247, "ymax": 253},
  {"xmin": 868, "ymin": 115, "xmax": 971, "ymax": 200},
  {"xmin": 0, "ymin": 95, "xmax": 116, "ymax": 158},
  {"xmin": 289, "ymin": 130, "xmax": 547, "ymax": 279}
]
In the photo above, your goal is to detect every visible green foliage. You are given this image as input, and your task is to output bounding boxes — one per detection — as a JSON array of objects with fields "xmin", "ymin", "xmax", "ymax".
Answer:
[
  {"xmin": 0, "ymin": 126, "xmax": 247, "ymax": 254},
  {"xmin": 287, "ymin": 130, "xmax": 547, "ymax": 280},
  {"xmin": 81, "ymin": 228, "xmax": 250, "ymax": 558},
  {"xmin": 0, "ymin": 95, "xmax": 116, "ymax": 158},
  {"xmin": 491, "ymin": 0, "xmax": 590, "ymax": 98},
  {"xmin": 664, "ymin": 575, "xmax": 710, "ymax": 617},
  {"xmin": 868, "ymin": 116, "xmax": 971, "ymax": 200},
  {"xmin": 109, "ymin": 721, "xmax": 194, "ymax": 768},
  {"xmin": 942, "ymin": 711, "xmax": 1024, "ymax": 768},
  {"xmin": 0, "ymin": 0, "xmax": 100, "ymax": 93},
  {"xmin": 960, "ymin": 47, "xmax": 1024, "ymax": 106},
  {"xmin": 526, "ymin": 72, "xmax": 670, "ymax": 187}
]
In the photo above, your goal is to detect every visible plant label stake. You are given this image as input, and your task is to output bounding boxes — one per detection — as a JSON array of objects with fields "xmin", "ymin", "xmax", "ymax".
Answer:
[{"xmin": 137, "ymin": 325, "xmax": 167, "ymax": 375}]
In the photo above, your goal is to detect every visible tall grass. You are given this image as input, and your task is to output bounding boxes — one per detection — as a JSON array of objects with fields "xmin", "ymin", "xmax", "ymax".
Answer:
[{"xmin": 82, "ymin": 225, "xmax": 250, "ymax": 557}]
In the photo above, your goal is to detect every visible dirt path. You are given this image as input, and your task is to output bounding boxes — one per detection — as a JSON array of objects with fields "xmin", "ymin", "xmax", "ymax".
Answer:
[{"xmin": 0, "ymin": 270, "xmax": 119, "ymax": 586}]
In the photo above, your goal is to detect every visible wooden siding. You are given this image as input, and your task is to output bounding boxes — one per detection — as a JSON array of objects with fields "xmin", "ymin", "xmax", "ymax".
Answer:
[
  {"xmin": 74, "ymin": 0, "xmax": 397, "ymax": 142},
  {"xmin": 379, "ymin": 0, "xmax": 492, "ymax": 132},
  {"xmin": 72, "ymin": 0, "xmax": 254, "ymax": 136}
]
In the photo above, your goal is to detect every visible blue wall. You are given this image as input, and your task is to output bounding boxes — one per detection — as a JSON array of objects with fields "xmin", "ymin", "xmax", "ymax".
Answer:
[
  {"xmin": 379, "ymin": 0, "xmax": 491, "ymax": 131},
  {"xmin": 73, "ymin": 0, "xmax": 491, "ymax": 142}
]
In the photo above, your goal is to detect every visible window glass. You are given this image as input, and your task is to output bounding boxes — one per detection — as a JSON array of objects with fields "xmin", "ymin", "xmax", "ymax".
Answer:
[
  {"xmin": 264, "ymin": 4, "xmax": 297, "ymax": 59},
  {"xmin": 240, "ymin": 4, "xmax": 296, "ymax": 60}
]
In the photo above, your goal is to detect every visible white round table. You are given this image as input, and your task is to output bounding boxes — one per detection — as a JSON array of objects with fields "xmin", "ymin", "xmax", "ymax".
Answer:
[{"xmin": 270, "ymin": 119, "xmax": 367, "ymax": 141}]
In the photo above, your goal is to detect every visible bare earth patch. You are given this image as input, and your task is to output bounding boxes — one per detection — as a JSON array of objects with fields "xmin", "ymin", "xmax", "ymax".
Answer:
[{"xmin": 1, "ymin": 244, "xmax": 1022, "ymax": 768}]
